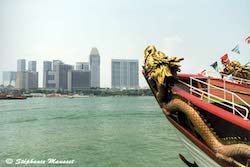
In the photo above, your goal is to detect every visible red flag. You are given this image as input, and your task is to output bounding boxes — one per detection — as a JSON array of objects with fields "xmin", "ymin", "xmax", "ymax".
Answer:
[
  {"xmin": 221, "ymin": 53, "xmax": 230, "ymax": 64},
  {"xmin": 245, "ymin": 36, "xmax": 250, "ymax": 44}
]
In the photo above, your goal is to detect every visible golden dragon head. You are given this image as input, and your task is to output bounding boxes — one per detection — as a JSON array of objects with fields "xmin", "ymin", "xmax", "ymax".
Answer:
[{"xmin": 143, "ymin": 45, "xmax": 184, "ymax": 85}]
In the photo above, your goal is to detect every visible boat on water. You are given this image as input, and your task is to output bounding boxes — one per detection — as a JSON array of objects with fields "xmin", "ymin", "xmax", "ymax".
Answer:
[
  {"xmin": 46, "ymin": 93, "xmax": 67, "ymax": 98},
  {"xmin": 143, "ymin": 45, "xmax": 250, "ymax": 167},
  {"xmin": 67, "ymin": 94, "xmax": 90, "ymax": 98},
  {"xmin": 0, "ymin": 94, "xmax": 27, "ymax": 100}
]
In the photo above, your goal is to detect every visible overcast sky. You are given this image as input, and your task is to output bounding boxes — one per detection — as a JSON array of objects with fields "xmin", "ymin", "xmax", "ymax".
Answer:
[{"xmin": 0, "ymin": 0, "xmax": 249, "ymax": 88}]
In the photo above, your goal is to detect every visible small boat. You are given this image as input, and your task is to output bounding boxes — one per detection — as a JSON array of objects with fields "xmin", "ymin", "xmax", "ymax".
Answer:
[
  {"xmin": 30, "ymin": 93, "xmax": 46, "ymax": 97},
  {"xmin": 143, "ymin": 46, "xmax": 250, "ymax": 167},
  {"xmin": 46, "ymin": 93, "xmax": 63, "ymax": 97},
  {"xmin": 67, "ymin": 94, "xmax": 90, "ymax": 98},
  {"xmin": 0, "ymin": 94, "xmax": 27, "ymax": 100}
]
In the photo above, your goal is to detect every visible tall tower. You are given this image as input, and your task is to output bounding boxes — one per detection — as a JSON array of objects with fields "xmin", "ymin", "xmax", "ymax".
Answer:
[
  {"xmin": 55, "ymin": 64, "xmax": 73, "ymax": 90},
  {"xmin": 28, "ymin": 61, "xmax": 37, "ymax": 72},
  {"xmin": 16, "ymin": 59, "xmax": 26, "ymax": 89},
  {"xmin": 17, "ymin": 59, "xmax": 26, "ymax": 71},
  {"xmin": 16, "ymin": 59, "xmax": 38, "ymax": 89},
  {"xmin": 89, "ymin": 47, "xmax": 100, "ymax": 88},
  {"xmin": 43, "ymin": 61, "xmax": 52, "ymax": 88}
]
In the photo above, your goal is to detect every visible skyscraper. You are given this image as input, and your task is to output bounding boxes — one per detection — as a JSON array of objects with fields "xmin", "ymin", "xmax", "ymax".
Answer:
[
  {"xmin": 26, "ymin": 71, "xmax": 39, "ymax": 89},
  {"xmin": 28, "ymin": 61, "xmax": 37, "ymax": 72},
  {"xmin": 111, "ymin": 59, "xmax": 139, "ymax": 89},
  {"xmin": 43, "ymin": 61, "xmax": 52, "ymax": 88},
  {"xmin": 17, "ymin": 59, "xmax": 26, "ymax": 71},
  {"xmin": 68, "ymin": 70, "xmax": 91, "ymax": 91},
  {"xmin": 89, "ymin": 47, "xmax": 100, "ymax": 88},
  {"xmin": 76, "ymin": 62, "xmax": 89, "ymax": 71},
  {"xmin": 16, "ymin": 71, "xmax": 27, "ymax": 89},
  {"xmin": 55, "ymin": 64, "xmax": 73, "ymax": 89},
  {"xmin": 16, "ymin": 59, "xmax": 38, "ymax": 89},
  {"xmin": 16, "ymin": 71, "xmax": 38, "ymax": 89},
  {"xmin": 53, "ymin": 60, "xmax": 63, "ymax": 71},
  {"xmin": 43, "ymin": 60, "xmax": 73, "ymax": 89},
  {"xmin": 46, "ymin": 71, "xmax": 56, "ymax": 88}
]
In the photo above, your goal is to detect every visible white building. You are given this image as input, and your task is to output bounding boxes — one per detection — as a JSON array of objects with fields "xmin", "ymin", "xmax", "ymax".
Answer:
[
  {"xmin": 111, "ymin": 59, "xmax": 139, "ymax": 89},
  {"xmin": 89, "ymin": 47, "xmax": 100, "ymax": 88}
]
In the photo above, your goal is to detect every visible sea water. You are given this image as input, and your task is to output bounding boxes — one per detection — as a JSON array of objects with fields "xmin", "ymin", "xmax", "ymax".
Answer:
[{"xmin": 0, "ymin": 96, "xmax": 192, "ymax": 167}]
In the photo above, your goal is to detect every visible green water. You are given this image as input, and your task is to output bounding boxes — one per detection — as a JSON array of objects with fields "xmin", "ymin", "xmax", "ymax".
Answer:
[{"xmin": 0, "ymin": 97, "xmax": 191, "ymax": 167}]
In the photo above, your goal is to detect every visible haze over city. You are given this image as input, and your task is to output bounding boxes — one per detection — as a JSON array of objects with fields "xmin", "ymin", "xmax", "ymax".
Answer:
[{"xmin": 0, "ymin": 0, "xmax": 249, "ymax": 88}]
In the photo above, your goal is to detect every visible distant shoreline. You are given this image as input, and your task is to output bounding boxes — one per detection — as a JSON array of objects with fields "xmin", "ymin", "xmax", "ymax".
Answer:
[{"xmin": 0, "ymin": 88, "xmax": 153, "ymax": 97}]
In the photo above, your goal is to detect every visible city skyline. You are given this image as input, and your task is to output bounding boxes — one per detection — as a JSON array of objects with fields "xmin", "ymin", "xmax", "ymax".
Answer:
[
  {"xmin": 1, "ymin": 0, "xmax": 250, "ymax": 88},
  {"xmin": 1, "ymin": 49, "xmax": 143, "ymax": 88},
  {"xmin": 2, "ymin": 56, "xmax": 141, "ymax": 89}
]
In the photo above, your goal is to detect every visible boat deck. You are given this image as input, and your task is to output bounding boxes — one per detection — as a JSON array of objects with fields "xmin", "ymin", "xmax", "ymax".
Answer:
[
  {"xmin": 177, "ymin": 75, "xmax": 250, "ymax": 121},
  {"xmin": 209, "ymin": 78, "xmax": 250, "ymax": 102}
]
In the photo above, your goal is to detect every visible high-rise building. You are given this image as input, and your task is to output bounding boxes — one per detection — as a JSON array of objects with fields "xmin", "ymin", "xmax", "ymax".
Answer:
[
  {"xmin": 111, "ymin": 59, "xmax": 139, "ymax": 89},
  {"xmin": 17, "ymin": 59, "xmax": 26, "ymax": 71},
  {"xmin": 16, "ymin": 59, "xmax": 38, "ymax": 89},
  {"xmin": 43, "ymin": 61, "xmax": 52, "ymax": 88},
  {"xmin": 89, "ymin": 47, "xmax": 100, "ymax": 88},
  {"xmin": 28, "ymin": 61, "xmax": 37, "ymax": 72},
  {"xmin": 53, "ymin": 60, "xmax": 63, "ymax": 71},
  {"xmin": 68, "ymin": 70, "xmax": 91, "ymax": 91},
  {"xmin": 55, "ymin": 64, "xmax": 73, "ymax": 89},
  {"xmin": 16, "ymin": 72, "xmax": 26, "ymax": 89},
  {"xmin": 27, "ymin": 71, "xmax": 39, "ymax": 89},
  {"xmin": 47, "ymin": 71, "xmax": 56, "ymax": 88},
  {"xmin": 43, "ymin": 60, "xmax": 73, "ymax": 89},
  {"xmin": 44, "ymin": 61, "xmax": 52, "ymax": 72},
  {"xmin": 16, "ymin": 71, "xmax": 38, "ymax": 89},
  {"xmin": 76, "ymin": 62, "xmax": 89, "ymax": 71},
  {"xmin": 2, "ymin": 71, "xmax": 16, "ymax": 86}
]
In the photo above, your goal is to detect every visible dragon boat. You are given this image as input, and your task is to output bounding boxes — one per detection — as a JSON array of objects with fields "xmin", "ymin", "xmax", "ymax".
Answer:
[{"xmin": 143, "ymin": 46, "xmax": 250, "ymax": 167}]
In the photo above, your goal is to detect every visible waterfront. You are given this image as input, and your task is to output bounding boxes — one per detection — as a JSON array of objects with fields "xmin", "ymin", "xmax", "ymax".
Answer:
[{"xmin": 0, "ymin": 97, "xmax": 192, "ymax": 167}]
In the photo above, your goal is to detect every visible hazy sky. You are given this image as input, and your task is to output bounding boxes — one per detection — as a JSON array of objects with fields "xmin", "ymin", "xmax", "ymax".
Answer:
[{"xmin": 0, "ymin": 0, "xmax": 249, "ymax": 88}]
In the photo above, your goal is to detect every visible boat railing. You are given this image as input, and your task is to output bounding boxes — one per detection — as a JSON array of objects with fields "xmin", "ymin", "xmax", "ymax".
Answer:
[
  {"xmin": 231, "ymin": 76, "xmax": 250, "ymax": 85},
  {"xmin": 178, "ymin": 77, "xmax": 249, "ymax": 120},
  {"xmin": 206, "ymin": 71, "xmax": 250, "ymax": 85}
]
